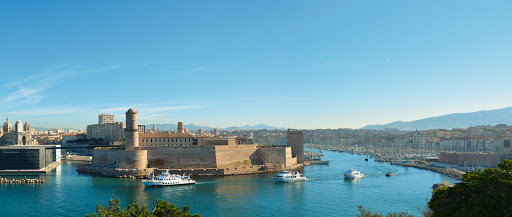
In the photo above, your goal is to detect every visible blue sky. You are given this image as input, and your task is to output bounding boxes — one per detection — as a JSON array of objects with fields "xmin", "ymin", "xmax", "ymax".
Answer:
[{"xmin": 1, "ymin": 1, "xmax": 512, "ymax": 129}]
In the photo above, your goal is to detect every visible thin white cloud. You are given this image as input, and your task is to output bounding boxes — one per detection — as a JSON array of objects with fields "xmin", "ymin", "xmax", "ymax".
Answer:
[
  {"xmin": 2, "ymin": 64, "xmax": 121, "ymax": 104},
  {"xmin": 3, "ymin": 107, "xmax": 83, "ymax": 116},
  {"xmin": 3, "ymin": 87, "xmax": 45, "ymax": 103}
]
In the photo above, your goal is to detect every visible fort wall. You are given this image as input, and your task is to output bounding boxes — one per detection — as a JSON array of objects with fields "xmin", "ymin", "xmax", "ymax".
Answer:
[
  {"xmin": 258, "ymin": 146, "xmax": 296, "ymax": 170},
  {"xmin": 214, "ymin": 144, "xmax": 259, "ymax": 169},
  {"xmin": 144, "ymin": 146, "xmax": 217, "ymax": 169},
  {"xmin": 92, "ymin": 149, "xmax": 147, "ymax": 169}
]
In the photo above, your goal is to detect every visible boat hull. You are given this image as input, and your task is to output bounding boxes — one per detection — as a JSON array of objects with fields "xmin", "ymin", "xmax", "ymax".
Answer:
[
  {"xmin": 273, "ymin": 177, "xmax": 307, "ymax": 182},
  {"xmin": 143, "ymin": 180, "xmax": 196, "ymax": 187},
  {"xmin": 344, "ymin": 174, "xmax": 364, "ymax": 179}
]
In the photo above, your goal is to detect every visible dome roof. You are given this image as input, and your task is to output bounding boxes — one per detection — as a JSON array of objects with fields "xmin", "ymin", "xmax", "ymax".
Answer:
[
  {"xmin": 3, "ymin": 118, "xmax": 12, "ymax": 127},
  {"xmin": 126, "ymin": 108, "xmax": 137, "ymax": 114}
]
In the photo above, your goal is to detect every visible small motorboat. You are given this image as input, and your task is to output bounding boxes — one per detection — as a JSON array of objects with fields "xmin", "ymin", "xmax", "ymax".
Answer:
[
  {"xmin": 385, "ymin": 172, "xmax": 395, "ymax": 177},
  {"xmin": 365, "ymin": 158, "xmax": 368, "ymax": 161}
]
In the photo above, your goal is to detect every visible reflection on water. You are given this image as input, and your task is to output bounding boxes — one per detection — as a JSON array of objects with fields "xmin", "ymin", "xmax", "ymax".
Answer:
[{"xmin": 0, "ymin": 151, "xmax": 455, "ymax": 217}]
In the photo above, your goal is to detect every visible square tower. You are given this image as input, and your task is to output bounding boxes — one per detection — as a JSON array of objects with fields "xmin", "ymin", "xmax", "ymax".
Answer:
[
  {"xmin": 177, "ymin": 122, "xmax": 185, "ymax": 134},
  {"xmin": 287, "ymin": 129, "xmax": 304, "ymax": 164}
]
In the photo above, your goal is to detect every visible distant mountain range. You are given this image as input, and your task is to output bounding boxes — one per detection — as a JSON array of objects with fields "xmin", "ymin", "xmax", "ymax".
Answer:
[
  {"xmin": 362, "ymin": 107, "xmax": 512, "ymax": 131},
  {"xmin": 146, "ymin": 124, "xmax": 287, "ymax": 132}
]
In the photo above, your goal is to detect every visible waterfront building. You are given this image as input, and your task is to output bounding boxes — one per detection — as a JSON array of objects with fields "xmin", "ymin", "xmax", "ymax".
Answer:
[
  {"xmin": 0, "ymin": 145, "xmax": 61, "ymax": 170},
  {"xmin": 493, "ymin": 137, "xmax": 512, "ymax": 152}
]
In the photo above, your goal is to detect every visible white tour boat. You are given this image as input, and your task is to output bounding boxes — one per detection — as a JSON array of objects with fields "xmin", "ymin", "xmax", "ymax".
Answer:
[
  {"xmin": 272, "ymin": 171, "xmax": 307, "ymax": 182},
  {"xmin": 344, "ymin": 169, "xmax": 365, "ymax": 179},
  {"xmin": 142, "ymin": 170, "xmax": 196, "ymax": 187}
]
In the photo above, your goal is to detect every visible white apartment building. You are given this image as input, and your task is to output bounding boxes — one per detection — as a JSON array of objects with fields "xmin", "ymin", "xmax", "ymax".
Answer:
[{"xmin": 99, "ymin": 114, "xmax": 115, "ymax": 124}]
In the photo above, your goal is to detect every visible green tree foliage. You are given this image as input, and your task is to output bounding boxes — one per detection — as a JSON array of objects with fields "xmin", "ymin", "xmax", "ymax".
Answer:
[
  {"xmin": 86, "ymin": 195, "xmax": 201, "ymax": 217},
  {"xmin": 356, "ymin": 205, "xmax": 414, "ymax": 217},
  {"xmin": 428, "ymin": 160, "xmax": 512, "ymax": 217}
]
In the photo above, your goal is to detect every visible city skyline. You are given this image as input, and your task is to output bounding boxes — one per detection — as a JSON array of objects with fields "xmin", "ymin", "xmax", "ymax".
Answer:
[{"xmin": 2, "ymin": 1, "xmax": 512, "ymax": 129}]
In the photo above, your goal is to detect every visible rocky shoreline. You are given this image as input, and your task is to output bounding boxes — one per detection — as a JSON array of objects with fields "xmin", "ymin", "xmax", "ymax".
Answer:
[
  {"xmin": 1, "ymin": 177, "xmax": 45, "ymax": 184},
  {"xmin": 402, "ymin": 162, "xmax": 464, "ymax": 180},
  {"xmin": 77, "ymin": 163, "xmax": 305, "ymax": 179}
]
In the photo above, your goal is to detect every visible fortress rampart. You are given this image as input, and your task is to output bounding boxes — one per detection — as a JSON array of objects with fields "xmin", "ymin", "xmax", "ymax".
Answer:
[{"xmin": 82, "ymin": 108, "xmax": 302, "ymax": 177}]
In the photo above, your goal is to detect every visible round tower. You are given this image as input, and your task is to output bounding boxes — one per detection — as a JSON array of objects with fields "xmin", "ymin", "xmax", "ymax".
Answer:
[{"xmin": 125, "ymin": 108, "xmax": 139, "ymax": 147}]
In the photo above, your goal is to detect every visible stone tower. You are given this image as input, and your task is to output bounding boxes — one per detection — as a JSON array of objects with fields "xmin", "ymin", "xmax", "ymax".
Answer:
[
  {"xmin": 287, "ymin": 129, "xmax": 304, "ymax": 164},
  {"xmin": 3, "ymin": 117, "xmax": 12, "ymax": 132},
  {"xmin": 125, "ymin": 108, "xmax": 139, "ymax": 147},
  {"xmin": 24, "ymin": 121, "xmax": 31, "ymax": 132},
  {"xmin": 15, "ymin": 120, "xmax": 23, "ymax": 133},
  {"xmin": 152, "ymin": 123, "xmax": 157, "ymax": 132},
  {"xmin": 177, "ymin": 122, "xmax": 184, "ymax": 133}
]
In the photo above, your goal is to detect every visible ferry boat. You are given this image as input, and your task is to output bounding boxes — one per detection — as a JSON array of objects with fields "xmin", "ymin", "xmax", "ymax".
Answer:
[
  {"xmin": 344, "ymin": 169, "xmax": 364, "ymax": 179},
  {"xmin": 142, "ymin": 170, "xmax": 196, "ymax": 187},
  {"xmin": 273, "ymin": 171, "xmax": 307, "ymax": 182}
]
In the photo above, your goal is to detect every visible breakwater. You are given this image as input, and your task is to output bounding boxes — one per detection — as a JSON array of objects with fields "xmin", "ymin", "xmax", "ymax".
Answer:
[
  {"xmin": 402, "ymin": 163, "xmax": 464, "ymax": 180},
  {"xmin": 0, "ymin": 177, "xmax": 45, "ymax": 184}
]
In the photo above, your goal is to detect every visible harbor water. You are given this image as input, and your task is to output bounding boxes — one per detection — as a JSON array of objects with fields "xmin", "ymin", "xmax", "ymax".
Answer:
[{"xmin": 0, "ymin": 150, "xmax": 454, "ymax": 216}]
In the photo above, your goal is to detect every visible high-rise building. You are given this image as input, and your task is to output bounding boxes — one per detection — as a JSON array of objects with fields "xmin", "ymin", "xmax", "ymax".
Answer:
[
  {"xmin": 287, "ymin": 129, "xmax": 304, "ymax": 164},
  {"xmin": 86, "ymin": 114, "xmax": 125, "ymax": 141},
  {"xmin": 213, "ymin": 128, "xmax": 220, "ymax": 136},
  {"xmin": 138, "ymin": 125, "xmax": 146, "ymax": 134},
  {"xmin": 198, "ymin": 128, "xmax": 205, "ymax": 134},
  {"xmin": 99, "ymin": 114, "xmax": 115, "ymax": 124}
]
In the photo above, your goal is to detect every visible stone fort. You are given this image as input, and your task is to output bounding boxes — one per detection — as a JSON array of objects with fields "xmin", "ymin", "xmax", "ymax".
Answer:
[{"xmin": 82, "ymin": 108, "xmax": 303, "ymax": 176}]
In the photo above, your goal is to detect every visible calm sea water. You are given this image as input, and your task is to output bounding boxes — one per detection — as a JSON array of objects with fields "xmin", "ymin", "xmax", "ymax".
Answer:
[{"xmin": 0, "ymin": 151, "xmax": 455, "ymax": 217}]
